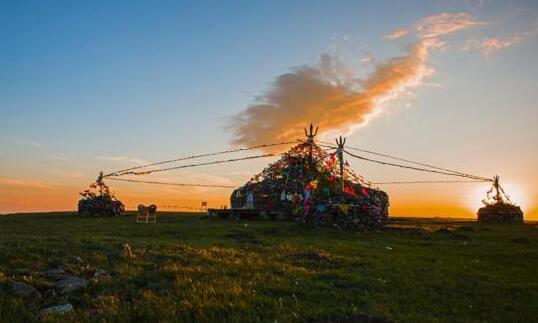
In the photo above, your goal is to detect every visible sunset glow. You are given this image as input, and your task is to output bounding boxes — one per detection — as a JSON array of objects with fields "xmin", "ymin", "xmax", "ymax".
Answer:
[
  {"xmin": 1, "ymin": 1, "xmax": 537, "ymax": 220},
  {"xmin": 467, "ymin": 181, "xmax": 529, "ymax": 213}
]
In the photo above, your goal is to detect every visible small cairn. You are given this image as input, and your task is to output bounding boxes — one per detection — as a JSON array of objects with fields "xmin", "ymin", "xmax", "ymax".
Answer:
[
  {"xmin": 78, "ymin": 172, "xmax": 125, "ymax": 216},
  {"xmin": 477, "ymin": 175, "xmax": 523, "ymax": 223}
]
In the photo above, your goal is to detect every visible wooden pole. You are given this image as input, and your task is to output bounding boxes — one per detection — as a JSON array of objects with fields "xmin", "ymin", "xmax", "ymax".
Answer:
[
  {"xmin": 304, "ymin": 123, "xmax": 318, "ymax": 170},
  {"xmin": 97, "ymin": 171, "xmax": 104, "ymax": 196},
  {"xmin": 336, "ymin": 136, "xmax": 346, "ymax": 193},
  {"xmin": 493, "ymin": 175, "xmax": 501, "ymax": 203}
]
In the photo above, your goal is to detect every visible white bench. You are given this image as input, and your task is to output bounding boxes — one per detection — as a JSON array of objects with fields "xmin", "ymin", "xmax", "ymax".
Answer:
[{"xmin": 137, "ymin": 204, "xmax": 157, "ymax": 223}]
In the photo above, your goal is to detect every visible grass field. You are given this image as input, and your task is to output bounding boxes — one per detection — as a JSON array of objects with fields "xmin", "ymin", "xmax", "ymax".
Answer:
[{"xmin": 0, "ymin": 212, "xmax": 537, "ymax": 322}]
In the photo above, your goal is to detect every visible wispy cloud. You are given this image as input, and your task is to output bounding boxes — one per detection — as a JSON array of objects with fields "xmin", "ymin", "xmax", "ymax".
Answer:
[
  {"xmin": 384, "ymin": 12, "xmax": 485, "ymax": 41},
  {"xmin": 360, "ymin": 54, "xmax": 376, "ymax": 65},
  {"xmin": 476, "ymin": 0, "xmax": 488, "ymax": 8},
  {"xmin": 462, "ymin": 36, "xmax": 521, "ymax": 58},
  {"xmin": 6, "ymin": 137, "xmax": 43, "ymax": 148},
  {"xmin": 96, "ymin": 156, "xmax": 148, "ymax": 166},
  {"xmin": 47, "ymin": 169, "xmax": 86, "ymax": 179},
  {"xmin": 48, "ymin": 155, "xmax": 70, "ymax": 161},
  {"xmin": 0, "ymin": 178, "xmax": 54, "ymax": 190},
  {"xmin": 383, "ymin": 28, "xmax": 408, "ymax": 40},
  {"xmin": 184, "ymin": 173, "xmax": 235, "ymax": 186},
  {"xmin": 462, "ymin": 26, "xmax": 538, "ymax": 58},
  {"xmin": 148, "ymin": 172, "xmax": 235, "ymax": 186},
  {"xmin": 228, "ymin": 12, "xmax": 482, "ymax": 150},
  {"xmin": 415, "ymin": 12, "xmax": 485, "ymax": 38}
]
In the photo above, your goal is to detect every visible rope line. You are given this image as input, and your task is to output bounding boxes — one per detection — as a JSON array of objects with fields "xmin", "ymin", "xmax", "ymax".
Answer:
[
  {"xmin": 344, "ymin": 150, "xmax": 492, "ymax": 182},
  {"xmin": 97, "ymin": 138, "xmax": 494, "ymax": 191},
  {"xmin": 107, "ymin": 177, "xmax": 237, "ymax": 188},
  {"xmin": 108, "ymin": 153, "xmax": 278, "ymax": 176},
  {"xmin": 317, "ymin": 140, "xmax": 490, "ymax": 181},
  {"xmin": 110, "ymin": 174, "xmax": 485, "ymax": 187},
  {"xmin": 126, "ymin": 205, "xmax": 204, "ymax": 211},
  {"xmin": 371, "ymin": 180, "xmax": 486, "ymax": 185},
  {"xmin": 105, "ymin": 140, "xmax": 297, "ymax": 177}
]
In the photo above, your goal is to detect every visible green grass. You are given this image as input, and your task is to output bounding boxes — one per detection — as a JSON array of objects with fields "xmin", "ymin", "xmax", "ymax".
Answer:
[{"xmin": 0, "ymin": 213, "xmax": 537, "ymax": 322}]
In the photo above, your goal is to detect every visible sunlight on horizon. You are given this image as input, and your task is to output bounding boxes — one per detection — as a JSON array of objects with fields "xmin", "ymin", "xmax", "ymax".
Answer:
[
  {"xmin": 466, "ymin": 181, "xmax": 529, "ymax": 213},
  {"xmin": 1, "ymin": 1, "xmax": 537, "ymax": 218}
]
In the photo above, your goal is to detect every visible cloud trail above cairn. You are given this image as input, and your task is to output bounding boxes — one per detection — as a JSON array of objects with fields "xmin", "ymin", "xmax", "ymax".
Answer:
[{"xmin": 229, "ymin": 13, "xmax": 483, "ymax": 151}]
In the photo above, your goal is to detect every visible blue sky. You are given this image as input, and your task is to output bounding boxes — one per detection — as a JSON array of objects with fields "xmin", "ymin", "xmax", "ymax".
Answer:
[{"xmin": 1, "ymin": 0, "xmax": 537, "ymax": 216}]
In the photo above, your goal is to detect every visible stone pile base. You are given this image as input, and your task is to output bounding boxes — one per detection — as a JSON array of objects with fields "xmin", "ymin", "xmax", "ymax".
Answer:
[
  {"xmin": 303, "ymin": 205, "xmax": 388, "ymax": 230},
  {"xmin": 78, "ymin": 196, "xmax": 125, "ymax": 217},
  {"xmin": 477, "ymin": 203, "xmax": 523, "ymax": 223}
]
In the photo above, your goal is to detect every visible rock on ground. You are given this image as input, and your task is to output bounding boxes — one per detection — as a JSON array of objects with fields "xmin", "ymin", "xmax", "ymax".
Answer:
[
  {"xmin": 39, "ymin": 303, "xmax": 73, "ymax": 316},
  {"xmin": 9, "ymin": 281, "xmax": 39, "ymax": 297},
  {"xmin": 56, "ymin": 277, "xmax": 87, "ymax": 294},
  {"xmin": 43, "ymin": 268, "xmax": 68, "ymax": 280},
  {"xmin": 94, "ymin": 269, "xmax": 110, "ymax": 278}
]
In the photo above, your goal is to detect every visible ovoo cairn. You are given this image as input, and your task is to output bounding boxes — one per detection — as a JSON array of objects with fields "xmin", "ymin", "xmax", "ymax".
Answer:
[
  {"xmin": 230, "ymin": 125, "xmax": 389, "ymax": 230},
  {"xmin": 78, "ymin": 172, "xmax": 125, "ymax": 216},
  {"xmin": 477, "ymin": 175, "xmax": 523, "ymax": 223}
]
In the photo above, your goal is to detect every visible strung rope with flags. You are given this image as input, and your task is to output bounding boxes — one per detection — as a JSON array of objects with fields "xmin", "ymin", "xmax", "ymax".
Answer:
[
  {"xmin": 108, "ymin": 177, "xmax": 236, "ymax": 188},
  {"xmin": 92, "ymin": 133, "xmax": 494, "ymax": 192},
  {"xmin": 316, "ymin": 140, "xmax": 490, "ymax": 182},
  {"xmin": 104, "ymin": 140, "xmax": 296, "ymax": 177},
  {"xmin": 343, "ymin": 149, "xmax": 492, "ymax": 182},
  {"xmin": 371, "ymin": 180, "xmax": 487, "ymax": 185},
  {"xmin": 81, "ymin": 124, "xmax": 516, "ymax": 224},
  {"xmin": 105, "ymin": 153, "xmax": 279, "ymax": 177}
]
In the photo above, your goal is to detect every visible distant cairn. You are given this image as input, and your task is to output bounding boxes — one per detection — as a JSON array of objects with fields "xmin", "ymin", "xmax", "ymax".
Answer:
[
  {"xmin": 78, "ymin": 172, "xmax": 125, "ymax": 216},
  {"xmin": 477, "ymin": 176, "xmax": 523, "ymax": 223}
]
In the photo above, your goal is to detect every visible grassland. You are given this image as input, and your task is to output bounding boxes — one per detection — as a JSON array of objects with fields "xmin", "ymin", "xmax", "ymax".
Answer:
[{"xmin": 0, "ymin": 212, "xmax": 537, "ymax": 322}]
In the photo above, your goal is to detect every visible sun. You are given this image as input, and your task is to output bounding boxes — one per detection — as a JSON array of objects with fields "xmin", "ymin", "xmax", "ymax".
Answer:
[{"xmin": 466, "ymin": 181, "xmax": 528, "ymax": 213}]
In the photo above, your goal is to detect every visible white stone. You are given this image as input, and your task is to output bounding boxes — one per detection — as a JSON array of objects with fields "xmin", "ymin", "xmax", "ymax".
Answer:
[
  {"xmin": 39, "ymin": 303, "xmax": 73, "ymax": 316},
  {"xmin": 56, "ymin": 277, "xmax": 87, "ymax": 293}
]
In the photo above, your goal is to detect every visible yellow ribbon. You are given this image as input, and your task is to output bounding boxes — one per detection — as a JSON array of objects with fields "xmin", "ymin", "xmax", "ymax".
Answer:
[{"xmin": 338, "ymin": 204, "xmax": 350, "ymax": 214}]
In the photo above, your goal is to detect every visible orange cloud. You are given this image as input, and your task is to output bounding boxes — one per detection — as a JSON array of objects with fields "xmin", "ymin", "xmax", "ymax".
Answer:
[
  {"xmin": 463, "ymin": 34, "xmax": 524, "ymax": 58},
  {"xmin": 384, "ymin": 12, "xmax": 484, "ymax": 41},
  {"xmin": 229, "ymin": 13, "xmax": 481, "ymax": 150},
  {"xmin": 415, "ymin": 12, "xmax": 484, "ymax": 38},
  {"xmin": 229, "ymin": 42, "xmax": 437, "ymax": 150},
  {"xmin": 383, "ymin": 28, "xmax": 408, "ymax": 40},
  {"xmin": 482, "ymin": 36, "xmax": 521, "ymax": 57},
  {"xmin": 0, "ymin": 178, "xmax": 54, "ymax": 190},
  {"xmin": 461, "ymin": 22, "xmax": 538, "ymax": 58}
]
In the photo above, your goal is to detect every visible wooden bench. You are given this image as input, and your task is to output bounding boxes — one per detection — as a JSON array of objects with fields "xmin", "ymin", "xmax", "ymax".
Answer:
[{"xmin": 137, "ymin": 204, "xmax": 157, "ymax": 223}]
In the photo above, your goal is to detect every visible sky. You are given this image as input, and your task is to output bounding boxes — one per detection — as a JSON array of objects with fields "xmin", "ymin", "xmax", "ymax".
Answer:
[{"xmin": 1, "ymin": 0, "xmax": 537, "ymax": 219}]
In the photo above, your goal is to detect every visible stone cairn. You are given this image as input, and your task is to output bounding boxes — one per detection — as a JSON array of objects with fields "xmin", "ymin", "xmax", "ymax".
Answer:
[
  {"xmin": 230, "ymin": 125, "xmax": 389, "ymax": 230},
  {"xmin": 477, "ymin": 175, "xmax": 523, "ymax": 223},
  {"xmin": 78, "ymin": 172, "xmax": 125, "ymax": 216}
]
